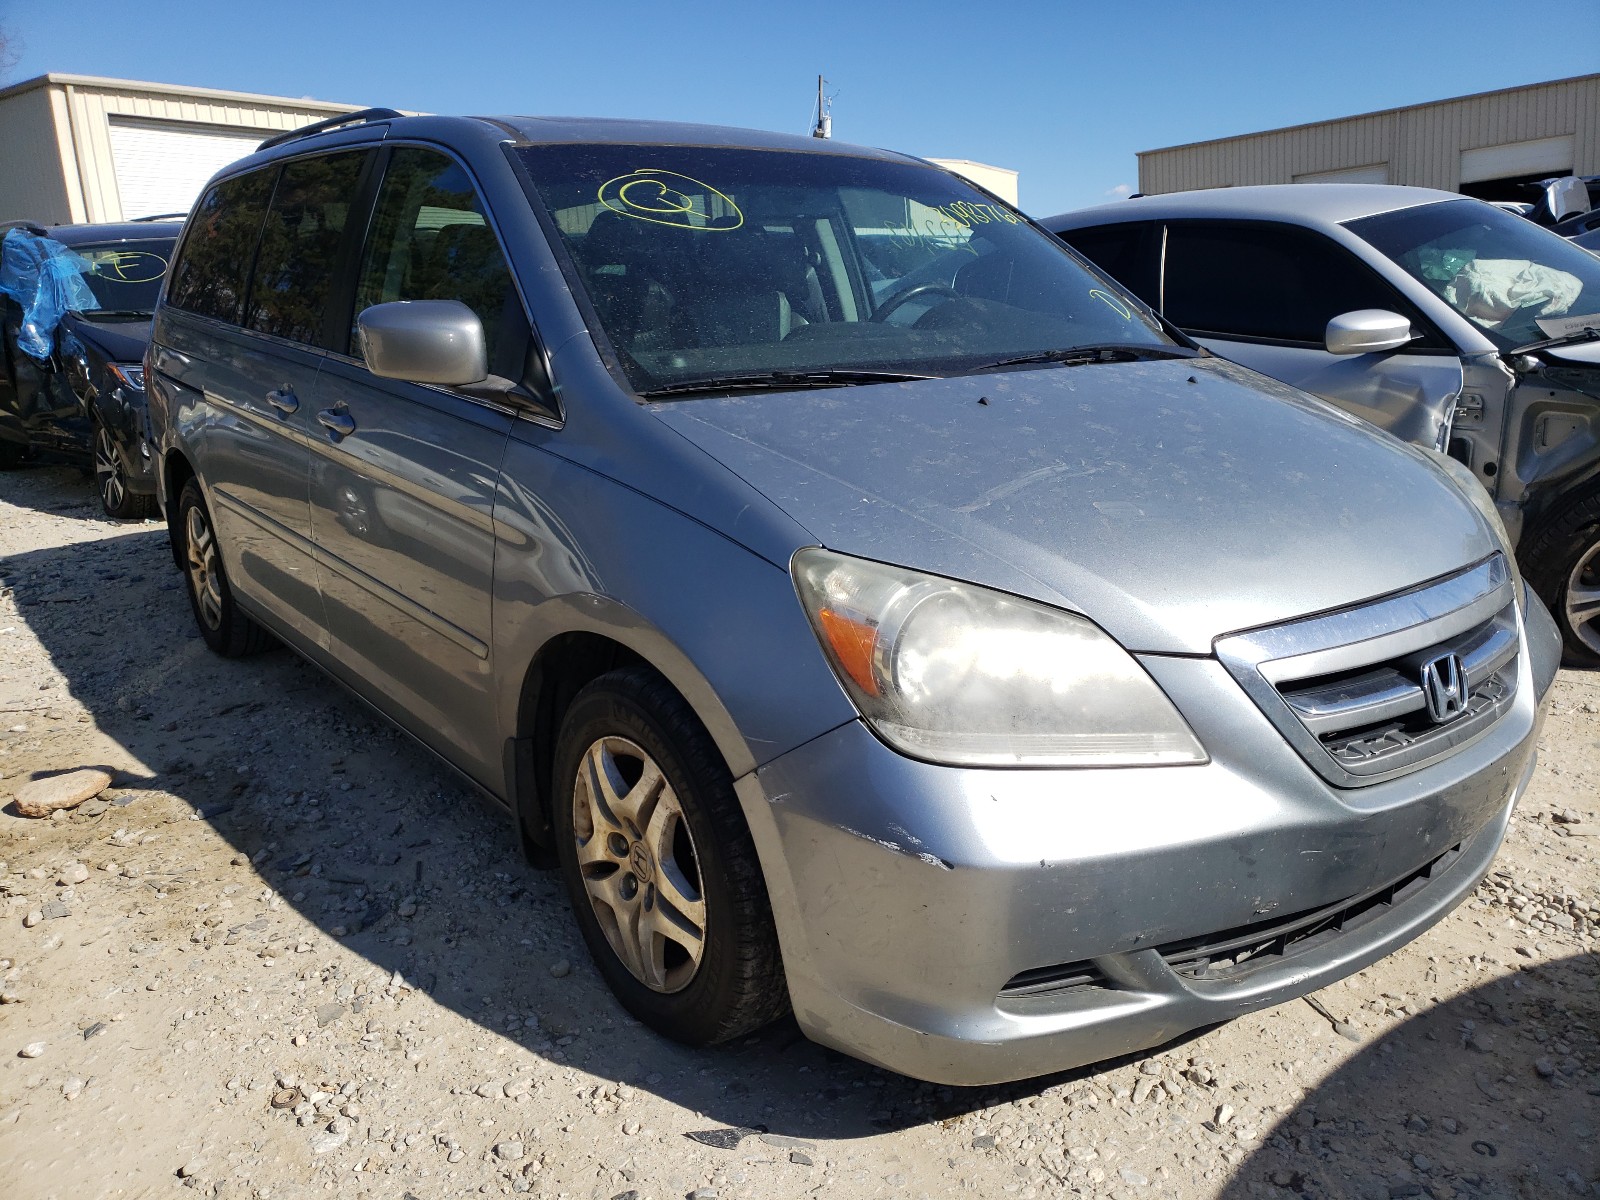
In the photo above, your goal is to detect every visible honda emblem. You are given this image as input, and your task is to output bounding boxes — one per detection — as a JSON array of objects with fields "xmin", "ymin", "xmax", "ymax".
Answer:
[{"xmin": 1420, "ymin": 653, "xmax": 1467, "ymax": 723}]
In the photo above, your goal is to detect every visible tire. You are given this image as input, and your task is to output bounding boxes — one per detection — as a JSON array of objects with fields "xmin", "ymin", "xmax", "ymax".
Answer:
[
  {"xmin": 176, "ymin": 478, "xmax": 273, "ymax": 657},
  {"xmin": 0, "ymin": 440, "xmax": 22, "ymax": 470},
  {"xmin": 552, "ymin": 666, "xmax": 788, "ymax": 1046},
  {"xmin": 93, "ymin": 422, "xmax": 156, "ymax": 520},
  {"xmin": 1521, "ymin": 487, "xmax": 1600, "ymax": 667}
]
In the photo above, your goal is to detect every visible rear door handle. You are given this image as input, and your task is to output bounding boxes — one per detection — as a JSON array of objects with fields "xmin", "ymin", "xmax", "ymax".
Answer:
[
  {"xmin": 266, "ymin": 387, "xmax": 299, "ymax": 414},
  {"xmin": 317, "ymin": 408, "xmax": 356, "ymax": 439}
]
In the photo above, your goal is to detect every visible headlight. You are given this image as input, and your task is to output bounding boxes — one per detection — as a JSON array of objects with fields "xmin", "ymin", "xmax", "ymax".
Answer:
[
  {"xmin": 108, "ymin": 363, "xmax": 145, "ymax": 390},
  {"xmin": 791, "ymin": 548, "xmax": 1206, "ymax": 768}
]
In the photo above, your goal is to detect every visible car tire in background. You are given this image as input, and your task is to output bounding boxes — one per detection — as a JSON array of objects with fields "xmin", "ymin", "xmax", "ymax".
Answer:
[
  {"xmin": 1522, "ymin": 484, "xmax": 1600, "ymax": 667},
  {"xmin": 176, "ymin": 478, "xmax": 273, "ymax": 657},
  {"xmin": 552, "ymin": 666, "xmax": 789, "ymax": 1046},
  {"xmin": 93, "ymin": 422, "xmax": 155, "ymax": 520}
]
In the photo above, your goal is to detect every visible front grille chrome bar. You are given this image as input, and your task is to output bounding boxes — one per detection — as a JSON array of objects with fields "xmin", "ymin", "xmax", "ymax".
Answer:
[{"xmin": 1216, "ymin": 556, "xmax": 1521, "ymax": 787}]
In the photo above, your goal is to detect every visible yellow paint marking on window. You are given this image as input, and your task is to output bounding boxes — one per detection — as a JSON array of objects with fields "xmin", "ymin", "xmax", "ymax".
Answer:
[
  {"xmin": 597, "ymin": 169, "xmax": 744, "ymax": 231},
  {"xmin": 1089, "ymin": 289, "xmax": 1133, "ymax": 320}
]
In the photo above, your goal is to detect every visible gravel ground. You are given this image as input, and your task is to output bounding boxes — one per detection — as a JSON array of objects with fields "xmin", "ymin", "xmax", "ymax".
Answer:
[{"xmin": 1, "ymin": 463, "xmax": 1597, "ymax": 1200}]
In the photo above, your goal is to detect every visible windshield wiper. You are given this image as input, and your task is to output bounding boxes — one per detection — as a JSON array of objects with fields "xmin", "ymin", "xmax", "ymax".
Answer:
[
  {"xmin": 1511, "ymin": 325, "xmax": 1600, "ymax": 354},
  {"xmin": 968, "ymin": 343, "xmax": 1201, "ymax": 372},
  {"xmin": 639, "ymin": 369, "xmax": 938, "ymax": 399},
  {"xmin": 72, "ymin": 309, "xmax": 153, "ymax": 318}
]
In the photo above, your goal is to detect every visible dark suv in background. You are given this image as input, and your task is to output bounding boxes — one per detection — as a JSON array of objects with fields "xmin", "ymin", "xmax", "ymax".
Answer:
[{"xmin": 0, "ymin": 219, "xmax": 181, "ymax": 517}]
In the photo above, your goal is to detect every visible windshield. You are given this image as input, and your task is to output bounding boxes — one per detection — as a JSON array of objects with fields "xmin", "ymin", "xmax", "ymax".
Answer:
[
  {"xmin": 517, "ymin": 144, "xmax": 1170, "ymax": 393},
  {"xmin": 1345, "ymin": 199, "xmax": 1600, "ymax": 351},
  {"xmin": 67, "ymin": 238, "xmax": 174, "ymax": 314}
]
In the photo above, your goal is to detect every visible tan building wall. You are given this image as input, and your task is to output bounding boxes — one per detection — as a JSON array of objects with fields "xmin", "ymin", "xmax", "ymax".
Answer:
[
  {"xmin": 927, "ymin": 158, "xmax": 1020, "ymax": 205},
  {"xmin": 0, "ymin": 74, "xmax": 365, "ymax": 224},
  {"xmin": 1138, "ymin": 74, "xmax": 1600, "ymax": 196}
]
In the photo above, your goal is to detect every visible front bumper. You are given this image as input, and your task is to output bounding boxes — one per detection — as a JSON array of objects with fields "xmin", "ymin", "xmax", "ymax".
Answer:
[{"xmin": 740, "ymin": 595, "xmax": 1559, "ymax": 1086}]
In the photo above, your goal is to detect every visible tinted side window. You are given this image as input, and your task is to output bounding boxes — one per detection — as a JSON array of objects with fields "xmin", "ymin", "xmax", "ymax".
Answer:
[
  {"xmin": 352, "ymin": 147, "xmax": 527, "ymax": 378},
  {"xmin": 167, "ymin": 169, "xmax": 275, "ymax": 324},
  {"xmin": 246, "ymin": 151, "xmax": 371, "ymax": 346},
  {"xmin": 1164, "ymin": 222, "xmax": 1431, "ymax": 345},
  {"xmin": 1058, "ymin": 223, "xmax": 1159, "ymax": 306}
]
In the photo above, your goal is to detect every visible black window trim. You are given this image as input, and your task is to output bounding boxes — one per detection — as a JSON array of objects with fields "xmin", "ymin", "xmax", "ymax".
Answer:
[{"xmin": 1156, "ymin": 217, "xmax": 1457, "ymax": 355}]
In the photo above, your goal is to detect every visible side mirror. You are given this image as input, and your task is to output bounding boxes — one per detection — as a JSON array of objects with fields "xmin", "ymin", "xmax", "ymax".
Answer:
[
  {"xmin": 1540, "ymin": 176, "xmax": 1591, "ymax": 225},
  {"xmin": 1325, "ymin": 309, "xmax": 1413, "ymax": 355},
  {"xmin": 356, "ymin": 300, "xmax": 487, "ymax": 386}
]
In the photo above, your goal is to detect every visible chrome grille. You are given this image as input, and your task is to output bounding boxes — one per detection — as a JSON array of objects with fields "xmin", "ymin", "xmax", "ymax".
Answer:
[{"xmin": 1215, "ymin": 557, "xmax": 1520, "ymax": 787}]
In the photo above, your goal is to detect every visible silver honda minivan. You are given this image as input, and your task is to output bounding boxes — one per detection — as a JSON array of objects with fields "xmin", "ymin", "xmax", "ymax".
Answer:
[{"xmin": 147, "ymin": 112, "xmax": 1561, "ymax": 1086}]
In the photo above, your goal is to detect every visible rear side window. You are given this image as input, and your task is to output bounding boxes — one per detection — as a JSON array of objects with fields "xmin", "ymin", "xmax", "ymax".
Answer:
[
  {"xmin": 351, "ymin": 147, "xmax": 526, "ymax": 378},
  {"xmin": 167, "ymin": 168, "xmax": 274, "ymax": 324},
  {"xmin": 1058, "ymin": 223, "xmax": 1159, "ymax": 307},
  {"xmin": 1163, "ymin": 222, "xmax": 1436, "ymax": 346},
  {"xmin": 246, "ymin": 150, "xmax": 371, "ymax": 346}
]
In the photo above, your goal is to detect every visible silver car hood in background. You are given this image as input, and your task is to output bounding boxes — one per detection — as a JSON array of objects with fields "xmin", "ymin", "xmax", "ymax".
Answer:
[{"xmin": 651, "ymin": 357, "xmax": 1495, "ymax": 655}]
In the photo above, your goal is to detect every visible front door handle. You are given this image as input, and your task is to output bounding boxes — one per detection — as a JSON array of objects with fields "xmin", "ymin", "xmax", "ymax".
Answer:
[
  {"xmin": 266, "ymin": 387, "xmax": 299, "ymax": 414},
  {"xmin": 317, "ymin": 408, "xmax": 356, "ymax": 439}
]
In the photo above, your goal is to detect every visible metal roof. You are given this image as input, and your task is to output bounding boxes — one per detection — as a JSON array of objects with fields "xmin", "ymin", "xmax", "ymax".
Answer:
[
  {"xmin": 1137, "ymin": 73, "xmax": 1600, "ymax": 159},
  {"xmin": 1042, "ymin": 184, "xmax": 1463, "ymax": 230},
  {"xmin": 493, "ymin": 115, "xmax": 918, "ymax": 161},
  {"xmin": 0, "ymin": 72, "xmax": 365, "ymax": 113}
]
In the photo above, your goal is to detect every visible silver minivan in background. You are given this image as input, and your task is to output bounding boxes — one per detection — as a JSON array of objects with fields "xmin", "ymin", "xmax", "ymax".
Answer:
[
  {"xmin": 1043, "ymin": 187, "xmax": 1600, "ymax": 665},
  {"xmin": 147, "ymin": 113, "xmax": 1560, "ymax": 1085}
]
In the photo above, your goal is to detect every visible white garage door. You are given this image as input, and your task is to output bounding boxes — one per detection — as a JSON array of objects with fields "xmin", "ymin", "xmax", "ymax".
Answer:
[
  {"xmin": 1459, "ymin": 135, "xmax": 1575, "ymax": 186},
  {"xmin": 108, "ymin": 118, "xmax": 270, "ymax": 220}
]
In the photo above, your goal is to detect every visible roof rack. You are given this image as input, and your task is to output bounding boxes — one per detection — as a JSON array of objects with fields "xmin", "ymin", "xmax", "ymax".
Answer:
[{"xmin": 257, "ymin": 107, "xmax": 404, "ymax": 152}]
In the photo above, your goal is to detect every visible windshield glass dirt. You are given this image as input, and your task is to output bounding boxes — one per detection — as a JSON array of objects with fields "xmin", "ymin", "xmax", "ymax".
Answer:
[
  {"xmin": 517, "ymin": 144, "xmax": 1169, "ymax": 393},
  {"xmin": 1346, "ymin": 200, "xmax": 1600, "ymax": 351},
  {"xmin": 70, "ymin": 239, "xmax": 175, "ymax": 314}
]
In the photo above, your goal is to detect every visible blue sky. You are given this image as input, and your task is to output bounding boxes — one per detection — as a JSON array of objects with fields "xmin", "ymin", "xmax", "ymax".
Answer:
[{"xmin": 4, "ymin": 1, "xmax": 1596, "ymax": 215}]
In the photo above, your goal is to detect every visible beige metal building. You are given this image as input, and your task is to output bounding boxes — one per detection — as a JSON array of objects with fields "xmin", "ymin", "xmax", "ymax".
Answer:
[
  {"xmin": 1139, "ymin": 74, "xmax": 1600, "ymax": 201},
  {"xmin": 927, "ymin": 158, "xmax": 1020, "ymax": 205},
  {"xmin": 0, "ymin": 74, "xmax": 364, "ymax": 225}
]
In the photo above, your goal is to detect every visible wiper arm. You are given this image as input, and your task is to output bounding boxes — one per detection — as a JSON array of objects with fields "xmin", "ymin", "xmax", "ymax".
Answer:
[
  {"xmin": 72, "ymin": 309, "xmax": 152, "ymax": 318},
  {"xmin": 969, "ymin": 343, "xmax": 1202, "ymax": 372},
  {"xmin": 1510, "ymin": 325, "xmax": 1600, "ymax": 354},
  {"xmin": 639, "ymin": 369, "xmax": 938, "ymax": 399}
]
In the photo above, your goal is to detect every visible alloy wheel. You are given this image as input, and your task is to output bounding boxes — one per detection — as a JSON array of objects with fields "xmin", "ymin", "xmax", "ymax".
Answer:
[
  {"xmin": 570, "ymin": 735, "xmax": 707, "ymax": 993},
  {"xmin": 1565, "ymin": 541, "xmax": 1600, "ymax": 657},
  {"xmin": 185, "ymin": 504, "xmax": 224, "ymax": 631},
  {"xmin": 94, "ymin": 427, "xmax": 125, "ymax": 514}
]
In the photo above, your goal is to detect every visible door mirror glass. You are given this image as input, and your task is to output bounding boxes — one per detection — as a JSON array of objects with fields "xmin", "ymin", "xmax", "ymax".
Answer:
[
  {"xmin": 1325, "ymin": 309, "xmax": 1413, "ymax": 355},
  {"xmin": 357, "ymin": 300, "xmax": 488, "ymax": 385}
]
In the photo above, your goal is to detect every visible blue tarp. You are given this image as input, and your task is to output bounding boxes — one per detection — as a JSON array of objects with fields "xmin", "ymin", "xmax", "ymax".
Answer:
[{"xmin": 0, "ymin": 228, "xmax": 99, "ymax": 360}]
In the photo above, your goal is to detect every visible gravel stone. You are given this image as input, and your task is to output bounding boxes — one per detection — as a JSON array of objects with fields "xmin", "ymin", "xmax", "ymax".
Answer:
[{"xmin": 18, "ymin": 1042, "xmax": 44, "ymax": 1058}]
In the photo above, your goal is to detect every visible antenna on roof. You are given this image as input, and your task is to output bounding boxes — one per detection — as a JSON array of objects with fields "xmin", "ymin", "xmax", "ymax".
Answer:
[{"xmin": 811, "ymin": 75, "xmax": 832, "ymax": 140}]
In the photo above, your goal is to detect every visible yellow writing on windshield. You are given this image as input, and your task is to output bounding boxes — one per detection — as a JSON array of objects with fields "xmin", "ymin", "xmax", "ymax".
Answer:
[
  {"xmin": 1088, "ymin": 289, "xmax": 1133, "ymax": 320},
  {"xmin": 80, "ymin": 249, "xmax": 168, "ymax": 283},
  {"xmin": 597, "ymin": 169, "xmax": 744, "ymax": 231}
]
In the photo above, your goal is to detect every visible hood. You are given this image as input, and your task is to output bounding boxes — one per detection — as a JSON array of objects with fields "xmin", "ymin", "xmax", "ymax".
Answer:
[
  {"xmin": 650, "ymin": 357, "xmax": 1496, "ymax": 655},
  {"xmin": 63, "ymin": 313, "xmax": 152, "ymax": 368},
  {"xmin": 1544, "ymin": 339, "xmax": 1600, "ymax": 367}
]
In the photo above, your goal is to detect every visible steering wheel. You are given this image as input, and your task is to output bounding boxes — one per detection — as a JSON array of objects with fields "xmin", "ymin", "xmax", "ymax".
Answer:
[{"xmin": 870, "ymin": 282, "xmax": 962, "ymax": 323}]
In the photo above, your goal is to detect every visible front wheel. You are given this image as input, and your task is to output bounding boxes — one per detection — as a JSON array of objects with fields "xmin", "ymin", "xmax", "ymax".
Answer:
[
  {"xmin": 176, "ymin": 478, "xmax": 273, "ymax": 657},
  {"xmin": 552, "ymin": 667, "xmax": 788, "ymax": 1046},
  {"xmin": 1521, "ymin": 488, "xmax": 1600, "ymax": 667},
  {"xmin": 94, "ymin": 423, "xmax": 155, "ymax": 520}
]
